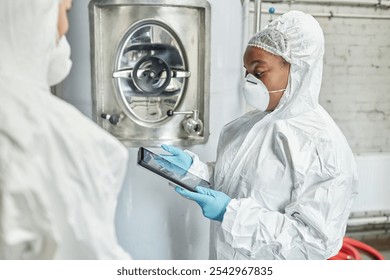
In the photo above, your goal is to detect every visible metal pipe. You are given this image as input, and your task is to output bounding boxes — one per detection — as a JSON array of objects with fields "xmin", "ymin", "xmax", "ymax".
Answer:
[
  {"xmin": 254, "ymin": 0, "xmax": 262, "ymax": 32},
  {"xmin": 348, "ymin": 216, "xmax": 389, "ymax": 227},
  {"xmin": 346, "ymin": 229, "xmax": 389, "ymax": 239},
  {"xmin": 260, "ymin": 0, "xmax": 390, "ymax": 8},
  {"xmin": 260, "ymin": 9, "xmax": 390, "ymax": 19}
]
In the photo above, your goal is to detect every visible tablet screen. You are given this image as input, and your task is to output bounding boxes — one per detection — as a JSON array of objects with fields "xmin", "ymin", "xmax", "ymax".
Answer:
[{"xmin": 137, "ymin": 147, "xmax": 210, "ymax": 192}]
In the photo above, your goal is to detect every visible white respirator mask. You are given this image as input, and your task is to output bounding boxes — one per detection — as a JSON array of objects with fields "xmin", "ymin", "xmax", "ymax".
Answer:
[
  {"xmin": 48, "ymin": 36, "xmax": 72, "ymax": 86},
  {"xmin": 243, "ymin": 74, "xmax": 285, "ymax": 111}
]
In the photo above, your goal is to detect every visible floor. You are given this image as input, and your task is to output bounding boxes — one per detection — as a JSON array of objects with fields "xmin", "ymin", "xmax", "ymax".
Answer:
[
  {"xmin": 379, "ymin": 250, "xmax": 390, "ymax": 260},
  {"xmin": 359, "ymin": 237, "xmax": 390, "ymax": 260}
]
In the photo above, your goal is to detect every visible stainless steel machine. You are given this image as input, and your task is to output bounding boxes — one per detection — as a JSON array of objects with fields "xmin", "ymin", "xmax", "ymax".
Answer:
[{"xmin": 89, "ymin": 0, "xmax": 210, "ymax": 147}]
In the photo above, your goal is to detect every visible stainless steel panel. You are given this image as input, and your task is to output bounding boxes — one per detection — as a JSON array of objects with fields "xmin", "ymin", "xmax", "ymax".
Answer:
[{"xmin": 89, "ymin": 0, "xmax": 210, "ymax": 147}]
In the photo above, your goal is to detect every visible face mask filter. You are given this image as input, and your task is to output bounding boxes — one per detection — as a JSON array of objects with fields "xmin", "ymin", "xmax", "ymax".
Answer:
[{"xmin": 243, "ymin": 74, "xmax": 285, "ymax": 111}]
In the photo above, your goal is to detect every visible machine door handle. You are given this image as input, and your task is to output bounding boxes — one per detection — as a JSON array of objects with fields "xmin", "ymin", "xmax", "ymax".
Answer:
[{"xmin": 113, "ymin": 68, "xmax": 191, "ymax": 79}]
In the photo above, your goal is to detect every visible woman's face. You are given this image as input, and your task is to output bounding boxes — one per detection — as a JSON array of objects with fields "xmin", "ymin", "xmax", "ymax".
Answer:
[
  {"xmin": 243, "ymin": 46, "xmax": 290, "ymax": 111},
  {"xmin": 57, "ymin": 0, "xmax": 72, "ymax": 37}
]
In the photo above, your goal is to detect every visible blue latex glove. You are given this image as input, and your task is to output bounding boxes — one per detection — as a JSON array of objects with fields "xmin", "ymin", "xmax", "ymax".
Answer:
[
  {"xmin": 159, "ymin": 144, "xmax": 193, "ymax": 171},
  {"xmin": 175, "ymin": 186, "xmax": 232, "ymax": 222}
]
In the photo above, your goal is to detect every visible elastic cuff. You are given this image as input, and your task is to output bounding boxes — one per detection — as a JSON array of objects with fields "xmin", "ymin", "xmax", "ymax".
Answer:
[
  {"xmin": 184, "ymin": 150, "xmax": 211, "ymax": 182},
  {"xmin": 221, "ymin": 198, "xmax": 239, "ymax": 233}
]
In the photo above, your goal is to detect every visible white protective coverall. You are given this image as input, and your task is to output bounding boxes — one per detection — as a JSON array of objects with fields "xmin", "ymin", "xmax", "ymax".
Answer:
[
  {"xmin": 189, "ymin": 11, "xmax": 358, "ymax": 259},
  {"xmin": 0, "ymin": 0, "xmax": 130, "ymax": 259}
]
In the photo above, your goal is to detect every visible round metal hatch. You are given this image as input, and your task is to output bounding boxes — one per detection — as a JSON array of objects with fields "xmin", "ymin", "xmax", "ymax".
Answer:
[{"xmin": 113, "ymin": 20, "xmax": 190, "ymax": 125}]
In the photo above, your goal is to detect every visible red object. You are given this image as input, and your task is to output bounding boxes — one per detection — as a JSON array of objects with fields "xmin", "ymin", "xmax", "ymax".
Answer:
[{"xmin": 328, "ymin": 237, "xmax": 385, "ymax": 260}]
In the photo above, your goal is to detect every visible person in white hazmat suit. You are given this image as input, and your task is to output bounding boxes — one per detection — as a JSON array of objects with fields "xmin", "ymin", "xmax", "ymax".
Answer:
[
  {"xmin": 161, "ymin": 11, "xmax": 358, "ymax": 259},
  {"xmin": 0, "ymin": 0, "xmax": 131, "ymax": 259}
]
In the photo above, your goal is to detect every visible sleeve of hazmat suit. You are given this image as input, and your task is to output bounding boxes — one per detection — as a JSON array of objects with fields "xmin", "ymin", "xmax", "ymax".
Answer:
[
  {"xmin": 209, "ymin": 11, "xmax": 358, "ymax": 260},
  {"xmin": 0, "ymin": 0, "xmax": 131, "ymax": 259},
  {"xmin": 186, "ymin": 150, "xmax": 215, "ymax": 183}
]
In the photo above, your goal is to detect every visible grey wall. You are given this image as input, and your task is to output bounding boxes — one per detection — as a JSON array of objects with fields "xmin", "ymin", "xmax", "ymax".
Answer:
[{"xmin": 62, "ymin": 0, "xmax": 92, "ymax": 118}]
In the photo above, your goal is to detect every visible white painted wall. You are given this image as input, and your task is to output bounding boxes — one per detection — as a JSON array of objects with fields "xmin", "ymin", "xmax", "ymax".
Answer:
[
  {"xmin": 257, "ymin": 1, "xmax": 390, "ymax": 153},
  {"xmin": 63, "ymin": 0, "xmax": 245, "ymax": 259},
  {"xmin": 62, "ymin": 1, "xmax": 92, "ymax": 118}
]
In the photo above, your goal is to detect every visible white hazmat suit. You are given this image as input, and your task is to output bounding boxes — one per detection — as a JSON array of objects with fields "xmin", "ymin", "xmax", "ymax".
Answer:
[
  {"xmin": 0, "ymin": 0, "xmax": 130, "ymax": 259},
  {"xmin": 189, "ymin": 11, "xmax": 358, "ymax": 259}
]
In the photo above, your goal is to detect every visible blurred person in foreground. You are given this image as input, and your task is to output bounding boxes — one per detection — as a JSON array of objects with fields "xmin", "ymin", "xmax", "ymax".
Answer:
[{"xmin": 0, "ymin": 0, "xmax": 131, "ymax": 259}]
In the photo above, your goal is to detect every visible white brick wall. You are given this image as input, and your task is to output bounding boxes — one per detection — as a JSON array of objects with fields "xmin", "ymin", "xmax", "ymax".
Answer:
[{"xmin": 251, "ymin": 1, "xmax": 390, "ymax": 153}]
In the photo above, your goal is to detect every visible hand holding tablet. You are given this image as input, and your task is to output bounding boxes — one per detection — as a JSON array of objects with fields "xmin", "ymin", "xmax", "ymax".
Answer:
[{"xmin": 137, "ymin": 147, "xmax": 210, "ymax": 192}]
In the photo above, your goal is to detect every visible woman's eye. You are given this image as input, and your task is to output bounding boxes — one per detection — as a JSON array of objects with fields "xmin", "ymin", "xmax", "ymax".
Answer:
[{"xmin": 254, "ymin": 72, "xmax": 262, "ymax": 78}]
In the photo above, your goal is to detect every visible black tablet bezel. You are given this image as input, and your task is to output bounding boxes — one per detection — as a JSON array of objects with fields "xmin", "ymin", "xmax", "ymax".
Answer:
[{"xmin": 137, "ymin": 147, "xmax": 208, "ymax": 192}]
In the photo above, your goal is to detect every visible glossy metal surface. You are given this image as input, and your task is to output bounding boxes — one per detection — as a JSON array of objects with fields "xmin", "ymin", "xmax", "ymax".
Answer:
[{"xmin": 89, "ymin": 0, "xmax": 210, "ymax": 147}]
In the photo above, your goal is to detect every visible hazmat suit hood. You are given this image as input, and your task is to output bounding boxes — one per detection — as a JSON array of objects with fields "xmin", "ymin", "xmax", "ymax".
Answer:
[
  {"xmin": 248, "ymin": 10, "xmax": 325, "ymax": 118},
  {"xmin": 0, "ymin": 0, "xmax": 57, "ymax": 88},
  {"xmin": 0, "ymin": 0, "xmax": 131, "ymax": 259},
  {"xmin": 188, "ymin": 11, "xmax": 358, "ymax": 259}
]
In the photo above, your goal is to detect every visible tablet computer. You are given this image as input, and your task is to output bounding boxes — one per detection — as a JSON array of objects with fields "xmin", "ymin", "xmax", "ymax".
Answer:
[{"xmin": 137, "ymin": 147, "xmax": 210, "ymax": 192}]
